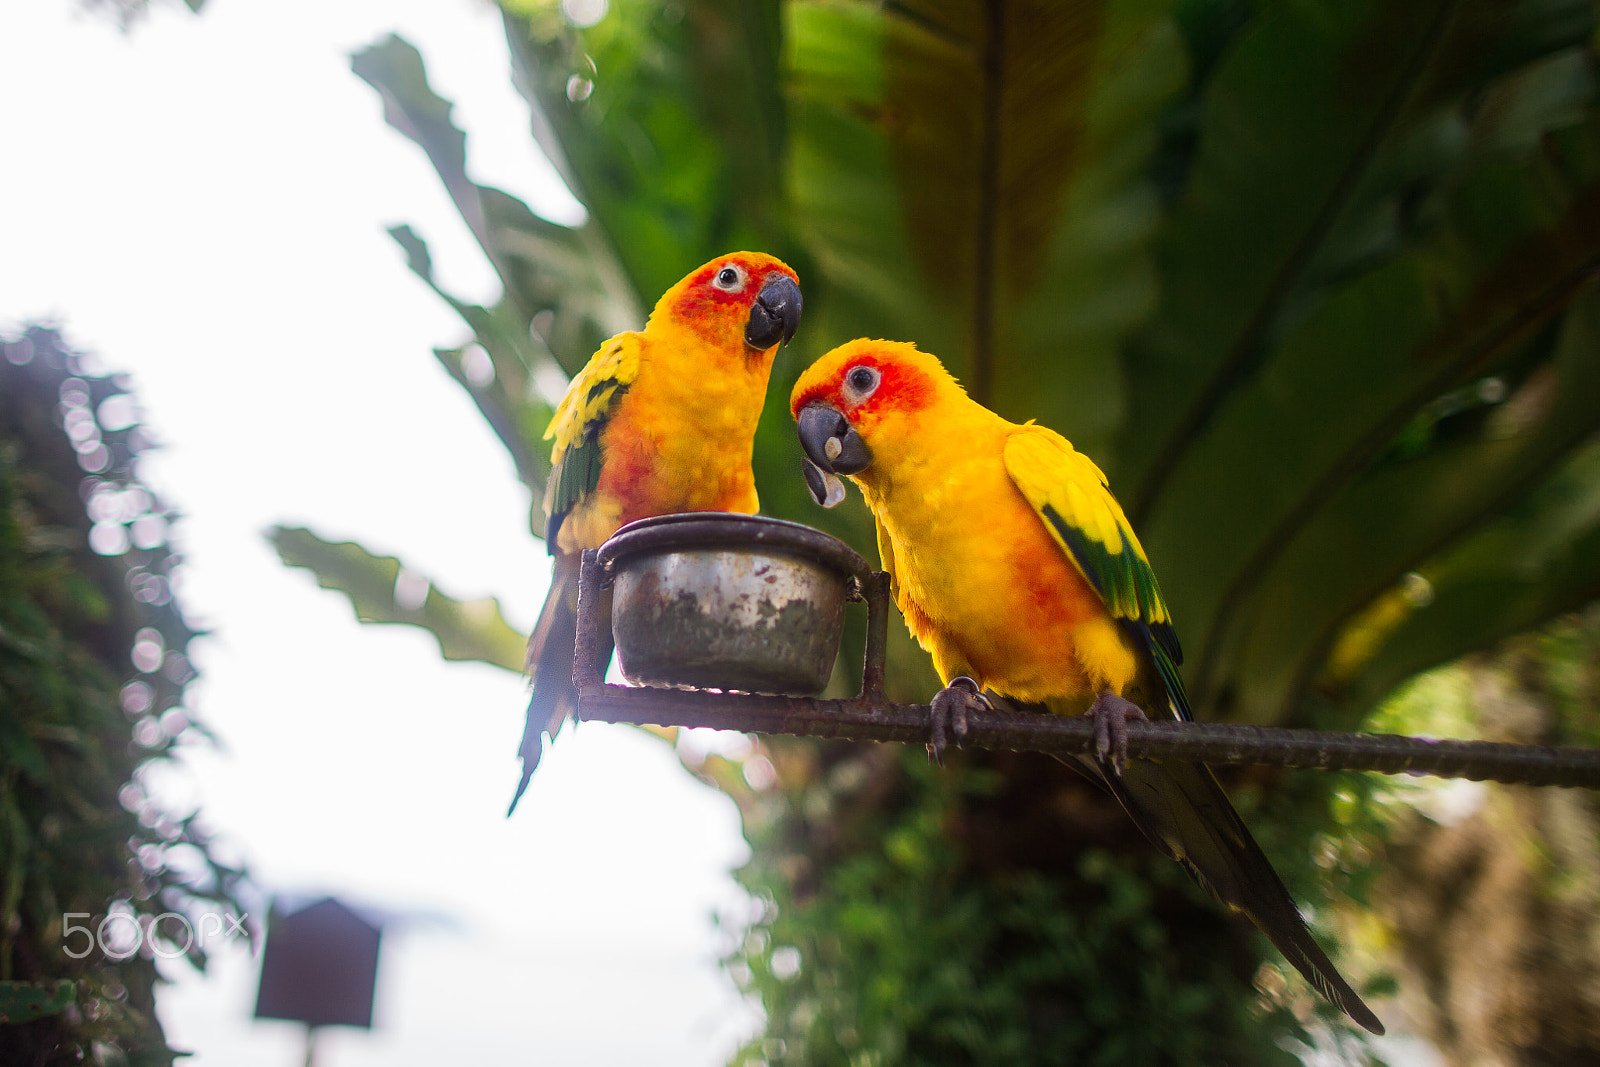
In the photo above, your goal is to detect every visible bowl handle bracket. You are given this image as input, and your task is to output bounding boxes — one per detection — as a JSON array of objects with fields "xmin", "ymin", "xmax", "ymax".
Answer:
[
  {"xmin": 857, "ymin": 570, "xmax": 891, "ymax": 703},
  {"xmin": 572, "ymin": 549, "xmax": 612, "ymax": 696}
]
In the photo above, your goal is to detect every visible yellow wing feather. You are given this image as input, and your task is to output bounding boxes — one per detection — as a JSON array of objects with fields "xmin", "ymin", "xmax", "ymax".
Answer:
[
  {"xmin": 545, "ymin": 334, "xmax": 639, "ymax": 456},
  {"xmin": 542, "ymin": 333, "xmax": 641, "ymax": 546}
]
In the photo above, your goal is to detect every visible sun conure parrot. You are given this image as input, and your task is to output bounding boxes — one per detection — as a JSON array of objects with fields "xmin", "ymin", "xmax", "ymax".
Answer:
[
  {"xmin": 791, "ymin": 338, "xmax": 1383, "ymax": 1035},
  {"xmin": 509, "ymin": 252, "xmax": 802, "ymax": 814}
]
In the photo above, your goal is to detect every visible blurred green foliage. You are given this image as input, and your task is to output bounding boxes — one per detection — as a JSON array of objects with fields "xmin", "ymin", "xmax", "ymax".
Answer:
[
  {"xmin": 270, "ymin": 0, "xmax": 1600, "ymax": 1059},
  {"xmin": 1350, "ymin": 607, "xmax": 1600, "ymax": 1059},
  {"xmin": 0, "ymin": 329, "xmax": 245, "ymax": 1065},
  {"xmin": 724, "ymin": 744, "xmax": 1309, "ymax": 1066}
]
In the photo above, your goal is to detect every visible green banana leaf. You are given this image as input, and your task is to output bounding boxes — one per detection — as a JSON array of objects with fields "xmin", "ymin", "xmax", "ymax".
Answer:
[
  {"xmin": 1127, "ymin": 1, "xmax": 1600, "ymax": 721},
  {"xmin": 1119, "ymin": 0, "xmax": 1596, "ymax": 503},
  {"xmin": 1236, "ymin": 288, "xmax": 1600, "ymax": 723},
  {"xmin": 352, "ymin": 33, "xmax": 641, "ymax": 509},
  {"xmin": 500, "ymin": 0, "xmax": 792, "ymax": 306},
  {"xmin": 1335, "ymin": 430, "xmax": 1600, "ymax": 714},
  {"xmin": 780, "ymin": 0, "xmax": 1185, "ymax": 462},
  {"xmin": 269, "ymin": 526, "xmax": 527, "ymax": 672}
]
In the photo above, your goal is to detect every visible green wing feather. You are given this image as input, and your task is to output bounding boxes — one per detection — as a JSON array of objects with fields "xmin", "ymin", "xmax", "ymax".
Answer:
[
  {"xmin": 1003, "ymin": 426, "xmax": 1190, "ymax": 720},
  {"xmin": 542, "ymin": 334, "xmax": 638, "ymax": 548}
]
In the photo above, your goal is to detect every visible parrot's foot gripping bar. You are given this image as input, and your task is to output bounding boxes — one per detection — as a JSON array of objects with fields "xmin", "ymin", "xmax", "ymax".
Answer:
[{"xmin": 571, "ymin": 535, "xmax": 1600, "ymax": 790}]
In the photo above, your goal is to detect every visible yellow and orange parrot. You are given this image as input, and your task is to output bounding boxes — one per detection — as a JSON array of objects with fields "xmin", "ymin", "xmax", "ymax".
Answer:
[
  {"xmin": 791, "ymin": 339, "xmax": 1383, "ymax": 1035},
  {"xmin": 510, "ymin": 252, "xmax": 802, "ymax": 813}
]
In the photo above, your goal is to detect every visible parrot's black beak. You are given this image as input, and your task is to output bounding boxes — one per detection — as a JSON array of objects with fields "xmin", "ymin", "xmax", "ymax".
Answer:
[
  {"xmin": 745, "ymin": 273, "xmax": 803, "ymax": 350},
  {"xmin": 798, "ymin": 403, "xmax": 872, "ymax": 475},
  {"xmin": 797, "ymin": 402, "xmax": 871, "ymax": 508}
]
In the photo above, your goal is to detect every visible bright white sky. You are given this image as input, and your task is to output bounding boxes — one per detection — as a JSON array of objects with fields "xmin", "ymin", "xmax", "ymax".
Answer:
[{"xmin": 0, "ymin": 1, "xmax": 762, "ymax": 1063}]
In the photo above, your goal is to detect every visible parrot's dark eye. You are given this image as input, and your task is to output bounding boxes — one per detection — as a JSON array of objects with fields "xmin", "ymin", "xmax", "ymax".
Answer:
[
  {"xmin": 713, "ymin": 264, "xmax": 747, "ymax": 292},
  {"xmin": 845, "ymin": 365, "xmax": 881, "ymax": 400}
]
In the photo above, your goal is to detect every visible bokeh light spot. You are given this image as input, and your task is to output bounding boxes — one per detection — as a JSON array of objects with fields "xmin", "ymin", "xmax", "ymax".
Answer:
[
  {"xmin": 131, "ymin": 572, "xmax": 170, "ymax": 605},
  {"xmin": 131, "ymin": 627, "xmax": 165, "ymax": 673},
  {"xmin": 162, "ymin": 652, "xmax": 195, "ymax": 685},
  {"xmin": 534, "ymin": 360, "xmax": 571, "ymax": 407},
  {"xmin": 393, "ymin": 568, "xmax": 430, "ymax": 612},
  {"xmin": 77, "ymin": 444, "xmax": 110, "ymax": 473},
  {"xmin": 117, "ymin": 783, "xmax": 144, "ymax": 813},
  {"xmin": 120, "ymin": 680, "xmax": 154, "ymax": 717},
  {"xmin": 64, "ymin": 408, "xmax": 98, "ymax": 440},
  {"xmin": 566, "ymin": 73, "xmax": 594, "ymax": 102},
  {"xmin": 158, "ymin": 706, "xmax": 190, "ymax": 738},
  {"xmin": 97, "ymin": 392, "xmax": 138, "ymax": 431},
  {"xmin": 770, "ymin": 946, "xmax": 802, "ymax": 981},
  {"xmin": 131, "ymin": 512, "xmax": 167, "ymax": 549},
  {"xmin": 1401, "ymin": 571, "xmax": 1434, "ymax": 608},
  {"xmin": 461, "ymin": 343, "xmax": 495, "ymax": 387},
  {"xmin": 58, "ymin": 378, "xmax": 90, "ymax": 407},
  {"xmin": 90, "ymin": 520, "xmax": 129, "ymax": 555},
  {"xmin": 742, "ymin": 754, "xmax": 777, "ymax": 791},
  {"xmin": 562, "ymin": 0, "xmax": 609, "ymax": 29},
  {"xmin": 87, "ymin": 486, "xmax": 121, "ymax": 523},
  {"xmin": 133, "ymin": 716, "xmax": 165, "ymax": 748}
]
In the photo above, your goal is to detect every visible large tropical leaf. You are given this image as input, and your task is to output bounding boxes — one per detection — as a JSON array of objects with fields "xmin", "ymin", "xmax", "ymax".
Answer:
[
  {"xmin": 782, "ymin": 0, "xmax": 1186, "ymax": 460},
  {"xmin": 500, "ymin": 0, "xmax": 792, "ymax": 306},
  {"xmin": 1120, "ymin": 0, "xmax": 1600, "ymax": 722},
  {"xmin": 269, "ymin": 526, "xmax": 527, "ymax": 671},
  {"xmin": 386, "ymin": 222, "xmax": 555, "ymax": 492},
  {"xmin": 352, "ymin": 32, "xmax": 639, "ymax": 367},
  {"xmin": 1120, "ymin": 0, "xmax": 1596, "ymax": 503},
  {"xmin": 351, "ymin": 33, "xmax": 640, "ymax": 508},
  {"xmin": 1334, "ymin": 430, "xmax": 1600, "ymax": 712},
  {"xmin": 1238, "ymin": 287, "xmax": 1600, "ymax": 723}
]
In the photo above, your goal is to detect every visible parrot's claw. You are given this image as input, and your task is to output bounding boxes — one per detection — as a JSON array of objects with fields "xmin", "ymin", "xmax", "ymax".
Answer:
[
  {"xmin": 928, "ymin": 676, "xmax": 988, "ymax": 766},
  {"xmin": 1087, "ymin": 691, "xmax": 1148, "ymax": 775}
]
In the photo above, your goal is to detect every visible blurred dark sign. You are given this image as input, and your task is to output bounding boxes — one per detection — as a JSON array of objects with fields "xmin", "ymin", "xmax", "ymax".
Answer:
[{"xmin": 254, "ymin": 897, "xmax": 382, "ymax": 1029}]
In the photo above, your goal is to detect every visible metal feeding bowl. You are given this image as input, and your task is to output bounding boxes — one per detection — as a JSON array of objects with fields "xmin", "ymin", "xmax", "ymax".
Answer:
[{"xmin": 596, "ymin": 513, "xmax": 874, "ymax": 696}]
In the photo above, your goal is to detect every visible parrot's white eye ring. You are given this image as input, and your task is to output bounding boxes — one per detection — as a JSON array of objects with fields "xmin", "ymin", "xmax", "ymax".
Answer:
[
  {"xmin": 844, "ymin": 364, "xmax": 881, "ymax": 400},
  {"xmin": 713, "ymin": 264, "xmax": 747, "ymax": 292}
]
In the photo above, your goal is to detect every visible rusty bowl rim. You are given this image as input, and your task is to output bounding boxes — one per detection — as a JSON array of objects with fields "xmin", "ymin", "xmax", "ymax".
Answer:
[{"xmin": 597, "ymin": 512, "xmax": 874, "ymax": 595}]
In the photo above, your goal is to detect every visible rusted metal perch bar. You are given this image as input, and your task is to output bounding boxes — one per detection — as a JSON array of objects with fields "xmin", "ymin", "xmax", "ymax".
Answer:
[
  {"xmin": 573, "ymin": 542, "xmax": 1600, "ymax": 790},
  {"xmin": 576, "ymin": 684, "xmax": 1600, "ymax": 788}
]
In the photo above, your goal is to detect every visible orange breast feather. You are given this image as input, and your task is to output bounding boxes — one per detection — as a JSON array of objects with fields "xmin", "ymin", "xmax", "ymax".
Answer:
[
  {"xmin": 591, "ymin": 332, "xmax": 764, "ymax": 529},
  {"xmin": 881, "ymin": 443, "xmax": 1137, "ymax": 707}
]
